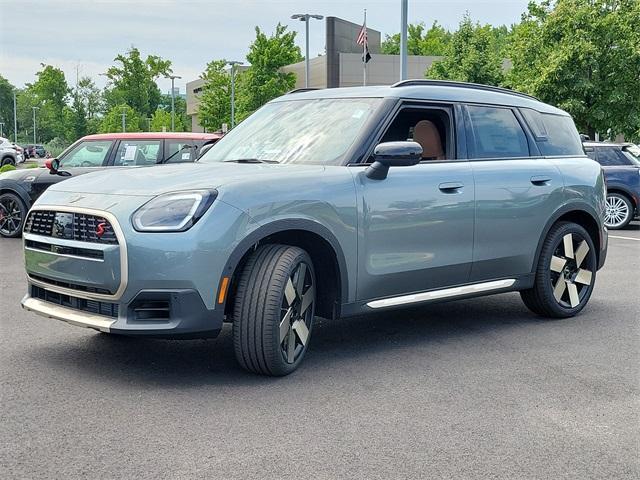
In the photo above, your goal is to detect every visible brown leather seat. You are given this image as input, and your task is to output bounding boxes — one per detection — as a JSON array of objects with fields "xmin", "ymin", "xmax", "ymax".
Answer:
[{"xmin": 413, "ymin": 120, "xmax": 445, "ymax": 160}]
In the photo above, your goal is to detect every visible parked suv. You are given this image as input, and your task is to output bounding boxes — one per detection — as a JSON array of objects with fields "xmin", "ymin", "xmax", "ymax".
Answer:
[
  {"xmin": 0, "ymin": 137, "xmax": 23, "ymax": 166},
  {"xmin": 0, "ymin": 132, "xmax": 221, "ymax": 237},
  {"xmin": 583, "ymin": 142, "xmax": 640, "ymax": 229},
  {"xmin": 21, "ymin": 81, "xmax": 607, "ymax": 376}
]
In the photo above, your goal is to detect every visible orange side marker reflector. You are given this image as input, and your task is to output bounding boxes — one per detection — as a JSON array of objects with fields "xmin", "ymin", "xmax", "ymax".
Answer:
[{"xmin": 218, "ymin": 277, "xmax": 230, "ymax": 304}]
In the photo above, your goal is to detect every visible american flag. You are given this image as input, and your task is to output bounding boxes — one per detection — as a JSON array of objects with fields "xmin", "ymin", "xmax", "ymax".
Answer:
[
  {"xmin": 357, "ymin": 23, "xmax": 371, "ymax": 64},
  {"xmin": 356, "ymin": 24, "xmax": 367, "ymax": 46}
]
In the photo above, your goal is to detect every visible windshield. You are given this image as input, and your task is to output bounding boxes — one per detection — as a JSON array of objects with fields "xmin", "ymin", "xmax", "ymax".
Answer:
[{"xmin": 199, "ymin": 98, "xmax": 382, "ymax": 165}]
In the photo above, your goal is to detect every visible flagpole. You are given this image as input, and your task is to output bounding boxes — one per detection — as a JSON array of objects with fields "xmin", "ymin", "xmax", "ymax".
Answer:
[{"xmin": 363, "ymin": 9, "xmax": 367, "ymax": 86}]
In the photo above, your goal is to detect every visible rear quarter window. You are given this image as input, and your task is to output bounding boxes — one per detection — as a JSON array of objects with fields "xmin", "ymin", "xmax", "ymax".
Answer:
[{"xmin": 521, "ymin": 109, "xmax": 583, "ymax": 156}]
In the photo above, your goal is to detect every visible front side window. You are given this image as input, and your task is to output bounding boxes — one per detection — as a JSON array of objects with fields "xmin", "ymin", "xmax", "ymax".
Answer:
[
  {"xmin": 114, "ymin": 140, "xmax": 161, "ymax": 166},
  {"xmin": 59, "ymin": 140, "xmax": 114, "ymax": 168},
  {"xmin": 199, "ymin": 98, "xmax": 383, "ymax": 166},
  {"xmin": 467, "ymin": 106, "xmax": 529, "ymax": 159}
]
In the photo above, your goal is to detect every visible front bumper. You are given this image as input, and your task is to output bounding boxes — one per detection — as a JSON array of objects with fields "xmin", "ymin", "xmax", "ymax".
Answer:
[{"xmin": 21, "ymin": 286, "xmax": 224, "ymax": 338}]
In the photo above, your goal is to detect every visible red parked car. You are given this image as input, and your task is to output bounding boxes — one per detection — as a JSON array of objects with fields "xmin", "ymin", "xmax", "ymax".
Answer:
[{"xmin": 0, "ymin": 132, "xmax": 222, "ymax": 237}]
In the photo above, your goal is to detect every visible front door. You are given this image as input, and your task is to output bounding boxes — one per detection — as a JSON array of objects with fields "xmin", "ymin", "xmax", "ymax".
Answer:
[{"xmin": 352, "ymin": 103, "xmax": 475, "ymax": 302}]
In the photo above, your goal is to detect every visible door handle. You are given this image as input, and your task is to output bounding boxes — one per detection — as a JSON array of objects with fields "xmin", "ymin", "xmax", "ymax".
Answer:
[
  {"xmin": 438, "ymin": 182, "xmax": 464, "ymax": 193},
  {"xmin": 530, "ymin": 175, "xmax": 552, "ymax": 186}
]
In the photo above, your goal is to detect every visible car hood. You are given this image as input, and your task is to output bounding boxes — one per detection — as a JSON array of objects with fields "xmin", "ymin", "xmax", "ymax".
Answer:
[
  {"xmin": 0, "ymin": 167, "xmax": 48, "ymax": 182},
  {"xmin": 48, "ymin": 162, "xmax": 327, "ymax": 196}
]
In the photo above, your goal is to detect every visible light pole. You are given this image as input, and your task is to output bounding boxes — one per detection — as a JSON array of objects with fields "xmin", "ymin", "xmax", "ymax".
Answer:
[
  {"xmin": 291, "ymin": 13, "xmax": 323, "ymax": 88},
  {"xmin": 32, "ymin": 106, "xmax": 39, "ymax": 143},
  {"xmin": 13, "ymin": 91, "xmax": 18, "ymax": 143},
  {"xmin": 226, "ymin": 61, "xmax": 243, "ymax": 128},
  {"xmin": 0, "ymin": 122, "xmax": 4, "ymax": 137},
  {"xmin": 400, "ymin": 0, "xmax": 408, "ymax": 80},
  {"xmin": 165, "ymin": 74, "xmax": 182, "ymax": 131}
]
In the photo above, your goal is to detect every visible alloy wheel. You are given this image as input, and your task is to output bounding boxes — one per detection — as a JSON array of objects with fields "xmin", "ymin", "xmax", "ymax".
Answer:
[
  {"xmin": 0, "ymin": 197, "xmax": 23, "ymax": 236},
  {"xmin": 549, "ymin": 233, "xmax": 594, "ymax": 309},
  {"xmin": 604, "ymin": 195, "xmax": 630, "ymax": 229},
  {"xmin": 279, "ymin": 262, "xmax": 315, "ymax": 364}
]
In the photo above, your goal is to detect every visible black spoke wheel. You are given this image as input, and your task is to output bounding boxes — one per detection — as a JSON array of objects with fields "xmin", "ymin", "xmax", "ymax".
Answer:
[
  {"xmin": 233, "ymin": 244, "xmax": 315, "ymax": 376},
  {"xmin": 0, "ymin": 193, "xmax": 27, "ymax": 238},
  {"xmin": 521, "ymin": 221, "xmax": 597, "ymax": 318}
]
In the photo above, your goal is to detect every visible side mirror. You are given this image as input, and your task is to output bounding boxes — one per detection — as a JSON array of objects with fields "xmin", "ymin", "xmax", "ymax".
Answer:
[
  {"xmin": 47, "ymin": 158, "xmax": 71, "ymax": 177},
  {"xmin": 365, "ymin": 141, "xmax": 422, "ymax": 180}
]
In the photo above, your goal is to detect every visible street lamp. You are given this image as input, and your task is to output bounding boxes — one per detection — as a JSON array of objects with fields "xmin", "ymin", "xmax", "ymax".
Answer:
[
  {"xmin": 165, "ymin": 74, "xmax": 182, "ymax": 131},
  {"xmin": 291, "ymin": 13, "xmax": 323, "ymax": 88},
  {"xmin": 32, "ymin": 106, "xmax": 39, "ymax": 143},
  {"xmin": 226, "ymin": 61, "xmax": 243, "ymax": 128},
  {"xmin": 121, "ymin": 107, "xmax": 127, "ymax": 133},
  {"xmin": 0, "ymin": 122, "xmax": 4, "ymax": 137},
  {"xmin": 400, "ymin": 0, "xmax": 408, "ymax": 80}
]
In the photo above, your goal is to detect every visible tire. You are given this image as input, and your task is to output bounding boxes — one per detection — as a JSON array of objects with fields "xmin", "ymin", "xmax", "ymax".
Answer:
[
  {"xmin": 520, "ymin": 221, "xmax": 597, "ymax": 318},
  {"xmin": 0, "ymin": 192, "xmax": 27, "ymax": 238},
  {"xmin": 1, "ymin": 156, "xmax": 15, "ymax": 167},
  {"xmin": 233, "ymin": 244, "xmax": 316, "ymax": 376},
  {"xmin": 604, "ymin": 192, "xmax": 633, "ymax": 229}
]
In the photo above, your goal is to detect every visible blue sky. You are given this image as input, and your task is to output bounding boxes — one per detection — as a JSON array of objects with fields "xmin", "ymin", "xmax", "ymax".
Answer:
[{"xmin": 0, "ymin": 0, "xmax": 530, "ymax": 93}]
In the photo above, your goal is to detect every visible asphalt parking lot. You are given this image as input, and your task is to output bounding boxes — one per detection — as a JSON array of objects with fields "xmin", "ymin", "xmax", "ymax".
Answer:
[{"xmin": 1, "ymin": 224, "xmax": 639, "ymax": 479}]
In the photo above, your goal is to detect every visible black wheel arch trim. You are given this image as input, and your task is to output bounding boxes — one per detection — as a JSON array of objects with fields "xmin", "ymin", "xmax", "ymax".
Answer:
[
  {"xmin": 221, "ymin": 218, "xmax": 350, "ymax": 309},
  {"xmin": 532, "ymin": 202, "xmax": 605, "ymax": 274},
  {"xmin": 0, "ymin": 179, "xmax": 32, "ymax": 210}
]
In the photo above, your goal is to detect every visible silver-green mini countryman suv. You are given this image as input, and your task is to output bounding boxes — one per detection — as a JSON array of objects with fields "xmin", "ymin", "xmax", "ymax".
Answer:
[{"xmin": 21, "ymin": 80, "xmax": 608, "ymax": 376}]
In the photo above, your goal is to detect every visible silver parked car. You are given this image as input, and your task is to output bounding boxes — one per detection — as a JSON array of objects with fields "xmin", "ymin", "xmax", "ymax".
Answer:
[{"xmin": 21, "ymin": 81, "xmax": 608, "ymax": 376}]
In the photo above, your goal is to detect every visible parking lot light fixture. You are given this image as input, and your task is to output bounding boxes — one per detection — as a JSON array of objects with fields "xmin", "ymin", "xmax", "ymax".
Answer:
[
  {"xmin": 226, "ymin": 61, "xmax": 243, "ymax": 129},
  {"xmin": 165, "ymin": 74, "xmax": 182, "ymax": 131},
  {"xmin": 291, "ymin": 13, "xmax": 324, "ymax": 88}
]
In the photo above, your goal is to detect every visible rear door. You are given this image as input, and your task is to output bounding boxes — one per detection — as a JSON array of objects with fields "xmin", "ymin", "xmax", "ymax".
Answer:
[{"xmin": 465, "ymin": 105, "xmax": 564, "ymax": 281}]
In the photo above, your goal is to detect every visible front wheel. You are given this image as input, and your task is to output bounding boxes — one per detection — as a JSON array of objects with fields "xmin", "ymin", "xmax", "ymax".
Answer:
[
  {"xmin": 233, "ymin": 244, "xmax": 316, "ymax": 376},
  {"xmin": 0, "ymin": 193, "xmax": 27, "ymax": 238},
  {"xmin": 521, "ymin": 222, "xmax": 597, "ymax": 318}
]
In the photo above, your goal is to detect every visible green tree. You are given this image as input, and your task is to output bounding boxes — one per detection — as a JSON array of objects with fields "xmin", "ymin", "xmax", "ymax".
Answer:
[
  {"xmin": 0, "ymin": 75, "xmax": 16, "ymax": 140},
  {"xmin": 197, "ymin": 59, "xmax": 232, "ymax": 132},
  {"xmin": 99, "ymin": 104, "xmax": 141, "ymax": 133},
  {"xmin": 426, "ymin": 14, "xmax": 505, "ymax": 85},
  {"xmin": 506, "ymin": 0, "xmax": 640, "ymax": 139},
  {"xmin": 26, "ymin": 64, "xmax": 71, "ymax": 142},
  {"xmin": 149, "ymin": 108, "xmax": 184, "ymax": 132},
  {"xmin": 381, "ymin": 22, "xmax": 451, "ymax": 56},
  {"xmin": 76, "ymin": 76, "xmax": 103, "ymax": 134},
  {"xmin": 237, "ymin": 24, "xmax": 303, "ymax": 119},
  {"xmin": 104, "ymin": 47, "xmax": 172, "ymax": 119}
]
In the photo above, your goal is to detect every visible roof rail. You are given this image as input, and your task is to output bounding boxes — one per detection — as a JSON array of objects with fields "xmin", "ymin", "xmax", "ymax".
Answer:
[
  {"xmin": 286, "ymin": 88, "xmax": 320, "ymax": 95},
  {"xmin": 390, "ymin": 79, "xmax": 539, "ymax": 101}
]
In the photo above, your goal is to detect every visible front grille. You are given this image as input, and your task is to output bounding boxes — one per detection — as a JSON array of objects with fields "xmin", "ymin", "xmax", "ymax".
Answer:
[
  {"xmin": 32, "ymin": 285, "xmax": 119, "ymax": 319},
  {"xmin": 24, "ymin": 211, "xmax": 118, "ymax": 244},
  {"xmin": 25, "ymin": 239, "xmax": 104, "ymax": 260},
  {"xmin": 30, "ymin": 274, "xmax": 113, "ymax": 295}
]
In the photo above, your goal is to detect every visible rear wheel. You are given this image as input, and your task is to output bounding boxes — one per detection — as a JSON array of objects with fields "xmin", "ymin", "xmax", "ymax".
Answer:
[
  {"xmin": 233, "ymin": 244, "xmax": 316, "ymax": 376},
  {"xmin": 0, "ymin": 193, "xmax": 27, "ymax": 238},
  {"xmin": 521, "ymin": 222, "xmax": 596, "ymax": 318},
  {"xmin": 604, "ymin": 193, "xmax": 633, "ymax": 229}
]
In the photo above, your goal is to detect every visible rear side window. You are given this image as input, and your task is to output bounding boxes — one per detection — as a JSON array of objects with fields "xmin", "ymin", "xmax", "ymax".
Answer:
[
  {"xmin": 596, "ymin": 148, "xmax": 631, "ymax": 166},
  {"xmin": 521, "ymin": 109, "xmax": 583, "ymax": 156},
  {"xmin": 114, "ymin": 140, "xmax": 161, "ymax": 166},
  {"xmin": 467, "ymin": 106, "xmax": 529, "ymax": 159}
]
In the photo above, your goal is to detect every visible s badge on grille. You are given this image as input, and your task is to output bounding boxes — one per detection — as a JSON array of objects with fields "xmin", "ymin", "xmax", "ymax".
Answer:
[{"xmin": 96, "ymin": 222, "xmax": 107, "ymax": 238}]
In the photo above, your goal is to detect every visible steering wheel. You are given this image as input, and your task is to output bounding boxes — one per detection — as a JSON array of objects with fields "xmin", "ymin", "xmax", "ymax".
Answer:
[{"xmin": 80, "ymin": 161, "xmax": 93, "ymax": 167}]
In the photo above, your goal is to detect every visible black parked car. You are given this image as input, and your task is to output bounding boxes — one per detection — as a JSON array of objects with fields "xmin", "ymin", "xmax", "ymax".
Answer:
[
  {"xmin": 583, "ymin": 142, "xmax": 640, "ymax": 229},
  {"xmin": 0, "ymin": 132, "xmax": 221, "ymax": 238}
]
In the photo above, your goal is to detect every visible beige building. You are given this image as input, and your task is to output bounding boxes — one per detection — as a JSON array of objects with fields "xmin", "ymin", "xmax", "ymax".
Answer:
[{"xmin": 186, "ymin": 16, "xmax": 442, "ymax": 132}]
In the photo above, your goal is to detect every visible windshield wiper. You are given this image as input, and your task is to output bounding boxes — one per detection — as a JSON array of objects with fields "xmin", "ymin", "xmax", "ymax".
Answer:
[{"xmin": 223, "ymin": 158, "xmax": 279, "ymax": 164}]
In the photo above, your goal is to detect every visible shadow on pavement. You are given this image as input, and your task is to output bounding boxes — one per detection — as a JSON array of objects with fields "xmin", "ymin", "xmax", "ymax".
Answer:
[{"xmin": 26, "ymin": 293, "xmax": 548, "ymax": 388}]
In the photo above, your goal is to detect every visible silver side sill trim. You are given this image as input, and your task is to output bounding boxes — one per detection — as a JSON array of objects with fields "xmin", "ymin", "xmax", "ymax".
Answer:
[
  {"xmin": 21, "ymin": 295, "xmax": 115, "ymax": 333},
  {"xmin": 366, "ymin": 279, "xmax": 516, "ymax": 309}
]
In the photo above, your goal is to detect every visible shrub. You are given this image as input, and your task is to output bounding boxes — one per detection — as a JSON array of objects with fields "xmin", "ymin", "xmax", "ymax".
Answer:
[{"xmin": 0, "ymin": 164, "xmax": 17, "ymax": 174}]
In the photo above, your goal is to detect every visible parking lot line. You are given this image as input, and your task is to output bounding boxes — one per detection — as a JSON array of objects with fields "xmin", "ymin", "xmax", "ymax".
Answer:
[{"xmin": 608, "ymin": 235, "xmax": 640, "ymax": 242}]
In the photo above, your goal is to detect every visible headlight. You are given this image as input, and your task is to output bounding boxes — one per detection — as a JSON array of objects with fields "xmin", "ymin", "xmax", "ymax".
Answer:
[{"xmin": 132, "ymin": 190, "xmax": 217, "ymax": 232}]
